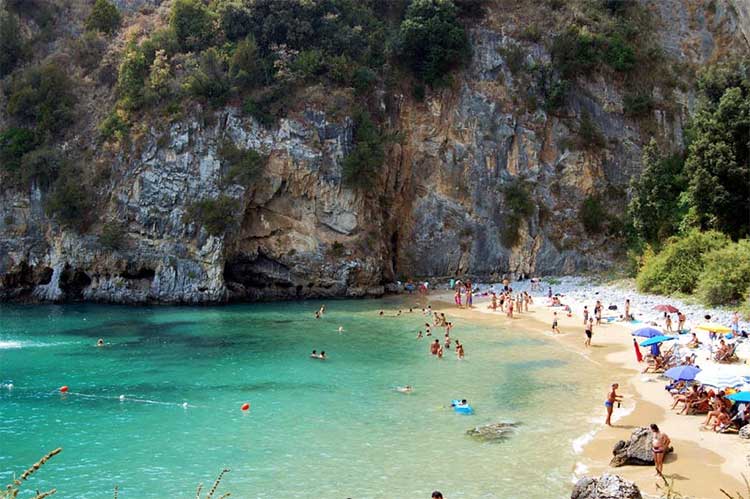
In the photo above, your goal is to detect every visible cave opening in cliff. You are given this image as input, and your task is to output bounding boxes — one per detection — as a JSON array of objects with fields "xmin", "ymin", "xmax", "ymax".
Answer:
[
  {"xmin": 121, "ymin": 267, "xmax": 156, "ymax": 280},
  {"xmin": 59, "ymin": 266, "xmax": 92, "ymax": 299}
]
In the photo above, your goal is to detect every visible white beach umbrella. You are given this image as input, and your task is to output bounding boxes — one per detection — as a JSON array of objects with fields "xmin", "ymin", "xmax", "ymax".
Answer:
[{"xmin": 695, "ymin": 365, "xmax": 750, "ymax": 389}]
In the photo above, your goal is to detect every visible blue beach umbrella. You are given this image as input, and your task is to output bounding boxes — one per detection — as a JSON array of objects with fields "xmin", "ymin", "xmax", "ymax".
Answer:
[
  {"xmin": 664, "ymin": 365, "xmax": 701, "ymax": 381},
  {"xmin": 640, "ymin": 335, "xmax": 676, "ymax": 347},
  {"xmin": 727, "ymin": 392, "xmax": 750, "ymax": 403},
  {"xmin": 632, "ymin": 327, "xmax": 663, "ymax": 338}
]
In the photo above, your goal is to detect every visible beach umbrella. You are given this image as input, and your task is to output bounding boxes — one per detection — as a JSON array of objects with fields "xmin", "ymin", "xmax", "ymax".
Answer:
[
  {"xmin": 653, "ymin": 305, "xmax": 679, "ymax": 313},
  {"xmin": 640, "ymin": 335, "xmax": 676, "ymax": 347},
  {"xmin": 664, "ymin": 365, "xmax": 701, "ymax": 381},
  {"xmin": 727, "ymin": 392, "xmax": 750, "ymax": 403},
  {"xmin": 695, "ymin": 366, "xmax": 748, "ymax": 389},
  {"xmin": 632, "ymin": 327, "xmax": 663, "ymax": 338},
  {"xmin": 695, "ymin": 323, "xmax": 732, "ymax": 333}
]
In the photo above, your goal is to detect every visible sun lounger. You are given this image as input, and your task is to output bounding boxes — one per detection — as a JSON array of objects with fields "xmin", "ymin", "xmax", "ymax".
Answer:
[{"xmin": 716, "ymin": 344, "xmax": 739, "ymax": 363}]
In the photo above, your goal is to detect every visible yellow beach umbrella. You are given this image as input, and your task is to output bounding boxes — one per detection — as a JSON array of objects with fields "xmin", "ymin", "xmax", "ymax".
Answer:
[{"xmin": 694, "ymin": 323, "xmax": 732, "ymax": 333}]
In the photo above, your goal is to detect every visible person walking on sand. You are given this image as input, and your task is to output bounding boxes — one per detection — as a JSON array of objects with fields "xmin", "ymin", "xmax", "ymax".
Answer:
[
  {"xmin": 633, "ymin": 338, "xmax": 643, "ymax": 362},
  {"xmin": 605, "ymin": 383, "xmax": 623, "ymax": 426},
  {"xmin": 624, "ymin": 299, "xmax": 631, "ymax": 321},
  {"xmin": 454, "ymin": 288, "xmax": 462, "ymax": 308},
  {"xmin": 584, "ymin": 318, "xmax": 593, "ymax": 347},
  {"xmin": 583, "ymin": 305, "xmax": 589, "ymax": 325},
  {"xmin": 650, "ymin": 423, "xmax": 670, "ymax": 476},
  {"xmin": 552, "ymin": 312, "xmax": 560, "ymax": 334},
  {"xmin": 665, "ymin": 313, "xmax": 673, "ymax": 333}
]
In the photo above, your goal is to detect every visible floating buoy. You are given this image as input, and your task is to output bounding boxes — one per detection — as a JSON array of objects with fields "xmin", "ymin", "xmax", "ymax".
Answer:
[
  {"xmin": 59, "ymin": 386, "xmax": 69, "ymax": 393},
  {"xmin": 241, "ymin": 402, "xmax": 250, "ymax": 411}
]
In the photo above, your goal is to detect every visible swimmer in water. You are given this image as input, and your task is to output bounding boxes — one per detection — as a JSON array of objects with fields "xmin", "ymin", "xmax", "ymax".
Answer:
[
  {"xmin": 379, "ymin": 310, "xmax": 384, "ymax": 316},
  {"xmin": 417, "ymin": 330, "xmax": 423, "ymax": 339},
  {"xmin": 338, "ymin": 326, "xmax": 344, "ymax": 333},
  {"xmin": 310, "ymin": 350, "xmax": 319, "ymax": 359},
  {"xmin": 319, "ymin": 351, "xmax": 326, "ymax": 360},
  {"xmin": 396, "ymin": 385, "xmax": 413, "ymax": 394},
  {"xmin": 96, "ymin": 338, "xmax": 104, "ymax": 347}
]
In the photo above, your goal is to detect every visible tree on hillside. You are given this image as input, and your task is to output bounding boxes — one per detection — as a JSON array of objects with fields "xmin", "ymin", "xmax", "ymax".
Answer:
[
  {"xmin": 85, "ymin": 0, "xmax": 121, "ymax": 35},
  {"xmin": 0, "ymin": 8, "xmax": 24, "ymax": 77},
  {"xmin": 628, "ymin": 139, "xmax": 686, "ymax": 245},
  {"xmin": 395, "ymin": 0, "xmax": 470, "ymax": 86},
  {"xmin": 170, "ymin": 0, "xmax": 215, "ymax": 52},
  {"xmin": 684, "ymin": 58, "xmax": 750, "ymax": 239}
]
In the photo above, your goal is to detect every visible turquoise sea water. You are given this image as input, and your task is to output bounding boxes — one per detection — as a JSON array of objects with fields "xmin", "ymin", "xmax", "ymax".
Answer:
[{"xmin": 0, "ymin": 299, "xmax": 604, "ymax": 498}]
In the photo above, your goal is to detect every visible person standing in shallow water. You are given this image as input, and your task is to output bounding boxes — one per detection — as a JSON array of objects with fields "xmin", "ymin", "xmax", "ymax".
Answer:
[
  {"xmin": 430, "ymin": 339, "xmax": 439, "ymax": 355},
  {"xmin": 605, "ymin": 383, "xmax": 622, "ymax": 426}
]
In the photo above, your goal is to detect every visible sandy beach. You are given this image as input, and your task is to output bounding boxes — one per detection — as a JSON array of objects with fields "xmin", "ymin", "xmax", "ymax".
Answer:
[{"xmin": 427, "ymin": 288, "xmax": 748, "ymax": 498}]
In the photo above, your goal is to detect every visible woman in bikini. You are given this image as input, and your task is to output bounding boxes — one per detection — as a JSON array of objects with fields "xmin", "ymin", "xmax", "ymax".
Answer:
[{"xmin": 650, "ymin": 423, "xmax": 670, "ymax": 476}]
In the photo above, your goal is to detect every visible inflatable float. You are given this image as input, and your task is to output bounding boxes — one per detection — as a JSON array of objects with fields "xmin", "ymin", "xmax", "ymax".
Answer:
[{"xmin": 451, "ymin": 399, "xmax": 474, "ymax": 415}]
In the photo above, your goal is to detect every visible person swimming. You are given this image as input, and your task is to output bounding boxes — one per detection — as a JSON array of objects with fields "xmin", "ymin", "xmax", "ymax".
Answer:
[
  {"xmin": 417, "ymin": 330, "xmax": 423, "ymax": 339},
  {"xmin": 310, "ymin": 350, "xmax": 319, "ymax": 358},
  {"xmin": 96, "ymin": 338, "xmax": 104, "ymax": 347},
  {"xmin": 396, "ymin": 385, "xmax": 413, "ymax": 393},
  {"xmin": 338, "ymin": 326, "xmax": 344, "ymax": 333}
]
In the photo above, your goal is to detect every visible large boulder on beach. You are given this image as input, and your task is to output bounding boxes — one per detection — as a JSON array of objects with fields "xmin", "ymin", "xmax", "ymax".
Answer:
[
  {"xmin": 465, "ymin": 422, "xmax": 517, "ymax": 442},
  {"xmin": 571, "ymin": 473, "xmax": 642, "ymax": 499},
  {"xmin": 610, "ymin": 427, "xmax": 673, "ymax": 466},
  {"xmin": 740, "ymin": 425, "xmax": 750, "ymax": 439}
]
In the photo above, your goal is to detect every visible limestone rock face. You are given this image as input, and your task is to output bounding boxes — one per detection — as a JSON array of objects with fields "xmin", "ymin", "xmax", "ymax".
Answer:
[
  {"xmin": 571, "ymin": 474, "xmax": 642, "ymax": 499},
  {"xmin": 610, "ymin": 427, "xmax": 673, "ymax": 466},
  {"xmin": 0, "ymin": 1, "xmax": 747, "ymax": 303}
]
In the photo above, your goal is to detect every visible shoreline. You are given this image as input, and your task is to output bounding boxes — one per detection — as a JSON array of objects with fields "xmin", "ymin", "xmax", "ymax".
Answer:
[{"xmin": 423, "ymin": 288, "xmax": 747, "ymax": 498}]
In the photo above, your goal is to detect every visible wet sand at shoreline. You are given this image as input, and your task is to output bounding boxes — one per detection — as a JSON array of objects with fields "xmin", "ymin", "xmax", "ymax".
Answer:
[{"xmin": 425, "ymin": 292, "xmax": 748, "ymax": 498}]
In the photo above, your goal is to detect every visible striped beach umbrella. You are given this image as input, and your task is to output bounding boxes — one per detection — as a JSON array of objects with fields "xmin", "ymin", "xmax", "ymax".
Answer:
[{"xmin": 695, "ymin": 365, "xmax": 749, "ymax": 389}]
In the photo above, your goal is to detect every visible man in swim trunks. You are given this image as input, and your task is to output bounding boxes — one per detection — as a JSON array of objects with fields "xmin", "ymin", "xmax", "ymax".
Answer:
[
  {"xmin": 552, "ymin": 312, "xmax": 560, "ymax": 334},
  {"xmin": 584, "ymin": 318, "xmax": 593, "ymax": 347},
  {"xmin": 605, "ymin": 383, "xmax": 622, "ymax": 426},
  {"xmin": 430, "ymin": 339, "xmax": 440, "ymax": 355}
]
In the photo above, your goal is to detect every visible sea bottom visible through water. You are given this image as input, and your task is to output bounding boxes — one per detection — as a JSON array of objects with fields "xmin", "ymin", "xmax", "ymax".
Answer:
[{"xmin": 0, "ymin": 299, "xmax": 607, "ymax": 498}]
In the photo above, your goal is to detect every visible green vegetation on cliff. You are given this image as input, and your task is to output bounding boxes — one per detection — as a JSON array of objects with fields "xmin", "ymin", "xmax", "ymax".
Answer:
[{"xmin": 629, "ymin": 58, "xmax": 750, "ymax": 308}]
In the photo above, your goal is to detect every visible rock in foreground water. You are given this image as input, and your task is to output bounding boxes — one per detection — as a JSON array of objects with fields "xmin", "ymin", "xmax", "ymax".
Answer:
[
  {"xmin": 610, "ymin": 427, "xmax": 673, "ymax": 466},
  {"xmin": 465, "ymin": 422, "xmax": 517, "ymax": 442},
  {"xmin": 571, "ymin": 473, "xmax": 642, "ymax": 499}
]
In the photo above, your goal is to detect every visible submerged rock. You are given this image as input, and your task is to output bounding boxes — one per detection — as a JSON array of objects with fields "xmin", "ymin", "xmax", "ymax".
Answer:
[
  {"xmin": 740, "ymin": 425, "xmax": 750, "ymax": 439},
  {"xmin": 610, "ymin": 427, "xmax": 673, "ymax": 467},
  {"xmin": 571, "ymin": 473, "xmax": 642, "ymax": 499},
  {"xmin": 465, "ymin": 422, "xmax": 517, "ymax": 441}
]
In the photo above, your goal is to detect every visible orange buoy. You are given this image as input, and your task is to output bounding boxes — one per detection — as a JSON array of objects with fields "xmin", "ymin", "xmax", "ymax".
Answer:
[
  {"xmin": 241, "ymin": 402, "xmax": 250, "ymax": 411},
  {"xmin": 59, "ymin": 386, "xmax": 69, "ymax": 393}
]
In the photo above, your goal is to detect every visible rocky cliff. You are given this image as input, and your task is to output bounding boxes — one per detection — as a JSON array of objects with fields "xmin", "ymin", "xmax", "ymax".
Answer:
[{"xmin": 0, "ymin": 0, "xmax": 747, "ymax": 303}]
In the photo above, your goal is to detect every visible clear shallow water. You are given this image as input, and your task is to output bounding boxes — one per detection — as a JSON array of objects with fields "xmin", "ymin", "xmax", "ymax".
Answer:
[{"xmin": 0, "ymin": 300, "xmax": 604, "ymax": 498}]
